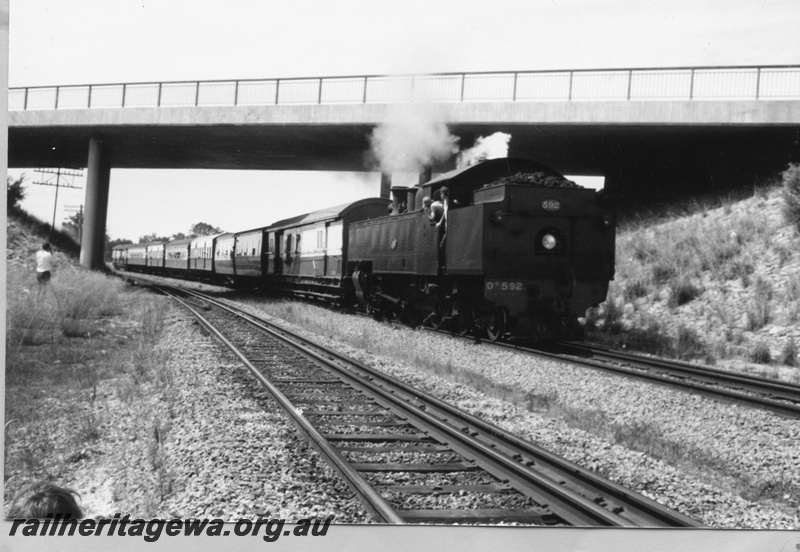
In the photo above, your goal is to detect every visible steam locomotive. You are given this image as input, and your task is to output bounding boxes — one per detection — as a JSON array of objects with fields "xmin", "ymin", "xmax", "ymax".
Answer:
[{"xmin": 113, "ymin": 158, "xmax": 615, "ymax": 341}]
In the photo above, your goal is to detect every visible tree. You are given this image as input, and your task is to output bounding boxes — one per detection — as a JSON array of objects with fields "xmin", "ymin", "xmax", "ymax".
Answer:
[
  {"xmin": 7, "ymin": 174, "xmax": 26, "ymax": 211},
  {"xmin": 62, "ymin": 210, "xmax": 84, "ymax": 242},
  {"xmin": 189, "ymin": 222, "xmax": 223, "ymax": 237},
  {"xmin": 105, "ymin": 237, "xmax": 133, "ymax": 261},
  {"xmin": 138, "ymin": 233, "xmax": 172, "ymax": 244}
]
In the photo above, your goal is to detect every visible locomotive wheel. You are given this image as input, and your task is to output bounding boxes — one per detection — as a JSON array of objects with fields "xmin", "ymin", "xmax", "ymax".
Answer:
[
  {"xmin": 485, "ymin": 307, "xmax": 507, "ymax": 342},
  {"xmin": 366, "ymin": 303, "xmax": 384, "ymax": 321},
  {"xmin": 426, "ymin": 311, "xmax": 442, "ymax": 330},
  {"xmin": 454, "ymin": 301, "xmax": 474, "ymax": 336}
]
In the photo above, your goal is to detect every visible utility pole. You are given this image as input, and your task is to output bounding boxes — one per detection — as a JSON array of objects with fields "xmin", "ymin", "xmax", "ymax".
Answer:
[{"xmin": 33, "ymin": 168, "xmax": 84, "ymax": 240}]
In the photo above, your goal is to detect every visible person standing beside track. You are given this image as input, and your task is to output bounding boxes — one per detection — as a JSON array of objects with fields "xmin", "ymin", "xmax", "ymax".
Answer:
[{"xmin": 35, "ymin": 242, "xmax": 56, "ymax": 287}]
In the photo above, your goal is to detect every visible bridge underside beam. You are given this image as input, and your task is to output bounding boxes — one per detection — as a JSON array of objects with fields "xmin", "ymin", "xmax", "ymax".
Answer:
[{"xmin": 9, "ymin": 124, "xmax": 799, "ymax": 195}]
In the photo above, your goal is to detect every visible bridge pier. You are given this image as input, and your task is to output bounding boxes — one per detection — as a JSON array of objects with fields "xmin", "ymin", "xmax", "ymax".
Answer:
[{"xmin": 80, "ymin": 136, "xmax": 111, "ymax": 270}]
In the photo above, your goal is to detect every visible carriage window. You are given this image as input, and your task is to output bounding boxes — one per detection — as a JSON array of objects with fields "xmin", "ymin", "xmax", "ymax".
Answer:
[
  {"xmin": 295, "ymin": 235, "xmax": 301, "ymax": 253},
  {"xmin": 317, "ymin": 230, "xmax": 324, "ymax": 250}
]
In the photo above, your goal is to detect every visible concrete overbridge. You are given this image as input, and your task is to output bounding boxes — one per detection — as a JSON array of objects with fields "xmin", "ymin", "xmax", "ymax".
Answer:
[{"xmin": 8, "ymin": 65, "xmax": 800, "ymax": 268}]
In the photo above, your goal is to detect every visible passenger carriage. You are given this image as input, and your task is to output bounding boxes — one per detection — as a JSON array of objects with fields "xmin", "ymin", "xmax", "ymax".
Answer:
[
  {"xmin": 189, "ymin": 233, "xmax": 222, "ymax": 275},
  {"xmin": 262, "ymin": 198, "xmax": 390, "ymax": 301},
  {"xmin": 126, "ymin": 244, "xmax": 148, "ymax": 270},
  {"xmin": 213, "ymin": 233, "xmax": 236, "ymax": 279},
  {"xmin": 146, "ymin": 242, "xmax": 165, "ymax": 272},
  {"xmin": 233, "ymin": 227, "xmax": 267, "ymax": 283},
  {"xmin": 164, "ymin": 238, "xmax": 192, "ymax": 274},
  {"xmin": 111, "ymin": 244, "xmax": 130, "ymax": 270}
]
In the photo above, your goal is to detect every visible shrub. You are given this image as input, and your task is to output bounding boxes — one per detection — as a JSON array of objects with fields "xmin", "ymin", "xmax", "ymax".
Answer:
[
  {"xmin": 674, "ymin": 325, "xmax": 709, "ymax": 361},
  {"xmin": 619, "ymin": 325, "xmax": 673, "ymax": 357},
  {"xmin": 52, "ymin": 266, "xmax": 127, "ymax": 330},
  {"xmin": 623, "ymin": 279, "xmax": 649, "ymax": 301},
  {"xmin": 781, "ymin": 162, "xmax": 800, "ymax": 232},
  {"xmin": 780, "ymin": 339, "xmax": 797, "ymax": 367},
  {"xmin": 668, "ymin": 277, "xmax": 702, "ymax": 307},
  {"xmin": 750, "ymin": 342, "xmax": 772, "ymax": 364},
  {"xmin": 651, "ymin": 262, "xmax": 678, "ymax": 286},
  {"xmin": 746, "ymin": 277, "xmax": 773, "ymax": 330},
  {"xmin": 786, "ymin": 273, "xmax": 800, "ymax": 302},
  {"xmin": 720, "ymin": 258, "xmax": 755, "ymax": 285}
]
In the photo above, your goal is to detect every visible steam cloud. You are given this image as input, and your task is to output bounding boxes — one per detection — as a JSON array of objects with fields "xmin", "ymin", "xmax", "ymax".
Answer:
[
  {"xmin": 367, "ymin": 104, "xmax": 460, "ymax": 173},
  {"xmin": 367, "ymin": 104, "xmax": 513, "ymax": 176},
  {"xmin": 456, "ymin": 132, "xmax": 512, "ymax": 169}
]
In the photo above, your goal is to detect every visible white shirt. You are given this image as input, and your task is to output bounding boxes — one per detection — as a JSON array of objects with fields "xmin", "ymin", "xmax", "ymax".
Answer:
[{"xmin": 36, "ymin": 250, "xmax": 55, "ymax": 273}]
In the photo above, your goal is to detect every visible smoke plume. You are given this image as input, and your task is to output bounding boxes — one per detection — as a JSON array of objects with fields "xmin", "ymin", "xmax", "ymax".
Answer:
[
  {"xmin": 367, "ymin": 104, "xmax": 460, "ymax": 173},
  {"xmin": 456, "ymin": 132, "xmax": 512, "ymax": 169}
]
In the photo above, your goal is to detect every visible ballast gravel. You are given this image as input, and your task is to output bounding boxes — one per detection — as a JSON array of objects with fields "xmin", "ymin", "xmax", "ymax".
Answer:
[
  {"xmin": 236, "ymin": 301, "xmax": 800, "ymax": 529},
  {"xmin": 73, "ymin": 294, "xmax": 799, "ymax": 529},
  {"xmin": 69, "ymin": 303, "xmax": 370, "ymax": 523}
]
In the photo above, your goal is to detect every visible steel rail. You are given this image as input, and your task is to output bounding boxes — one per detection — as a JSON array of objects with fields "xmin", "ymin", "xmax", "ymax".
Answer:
[
  {"xmin": 417, "ymin": 324, "xmax": 800, "ymax": 418},
  {"xmin": 156, "ymin": 286, "xmax": 405, "ymax": 524},
  {"xmin": 562, "ymin": 342, "xmax": 800, "ymax": 401},
  {"xmin": 178, "ymin": 288, "xmax": 702, "ymax": 527},
  {"xmin": 515, "ymin": 342, "xmax": 800, "ymax": 419}
]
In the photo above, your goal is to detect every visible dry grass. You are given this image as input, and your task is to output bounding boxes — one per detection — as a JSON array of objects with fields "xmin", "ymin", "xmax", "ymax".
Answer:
[
  {"xmin": 588, "ymin": 181, "xmax": 800, "ymax": 372},
  {"xmin": 6, "ymin": 264, "xmax": 128, "ymax": 348},
  {"xmin": 4, "ymin": 264, "xmax": 173, "ymax": 504}
]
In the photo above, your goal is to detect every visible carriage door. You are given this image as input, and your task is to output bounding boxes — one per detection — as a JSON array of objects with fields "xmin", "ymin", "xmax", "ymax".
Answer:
[
  {"xmin": 274, "ymin": 230, "xmax": 284, "ymax": 275},
  {"xmin": 266, "ymin": 233, "xmax": 275, "ymax": 275}
]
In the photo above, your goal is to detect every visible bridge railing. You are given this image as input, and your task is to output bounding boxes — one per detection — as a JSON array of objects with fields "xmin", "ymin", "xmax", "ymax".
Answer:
[{"xmin": 9, "ymin": 65, "xmax": 800, "ymax": 111}]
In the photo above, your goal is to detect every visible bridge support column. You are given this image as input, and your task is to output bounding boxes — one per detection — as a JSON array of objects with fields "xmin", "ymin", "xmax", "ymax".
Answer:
[
  {"xmin": 80, "ymin": 136, "xmax": 111, "ymax": 270},
  {"xmin": 379, "ymin": 172, "xmax": 392, "ymax": 199}
]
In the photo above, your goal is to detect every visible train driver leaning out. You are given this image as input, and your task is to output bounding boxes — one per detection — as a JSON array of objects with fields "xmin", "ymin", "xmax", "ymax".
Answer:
[
  {"xmin": 422, "ymin": 196, "xmax": 432, "ymax": 216},
  {"xmin": 429, "ymin": 200, "xmax": 444, "ymax": 224}
]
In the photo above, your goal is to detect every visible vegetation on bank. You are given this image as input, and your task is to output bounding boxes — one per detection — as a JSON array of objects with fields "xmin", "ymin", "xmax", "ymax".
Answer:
[
  {"xmin": 4, "ymin": 213, "xmax": 178, "ymax": 516},
  {"xmin": 584, "ymin": 166, "xmax": 800, "ymax": 376}
]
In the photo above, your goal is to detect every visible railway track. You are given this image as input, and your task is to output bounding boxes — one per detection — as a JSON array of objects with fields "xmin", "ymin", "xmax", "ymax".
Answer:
[
  {"xmin": 409, "ymin": 317, "xmax": 800, "ymax": 419},
  {"xmin": 524, "ymin": 341, "xmax": 800, "ymax": 419},
  {"xmin": 157, "ymin": 284, "xmax": 701, "ymax": 527}
]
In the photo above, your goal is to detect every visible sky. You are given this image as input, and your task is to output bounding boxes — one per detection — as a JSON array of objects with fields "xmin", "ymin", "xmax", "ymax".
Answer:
[{"xmin": 7, "ymin": 0, "xmax": 800, "ymax": 241}]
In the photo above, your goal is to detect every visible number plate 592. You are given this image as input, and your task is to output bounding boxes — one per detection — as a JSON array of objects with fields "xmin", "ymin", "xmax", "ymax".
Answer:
[{"xmin": 486, "ymin": 280, "xmax": 524, "ymax": 292}]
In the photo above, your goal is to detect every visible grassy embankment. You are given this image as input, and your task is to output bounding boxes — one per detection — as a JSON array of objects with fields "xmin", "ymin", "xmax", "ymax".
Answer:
[
  {"xmin": 585, "ymin": 167, "xmax": 800, "ymax": 375},
  {"xmin": 4, "ymin": 214, "xmax": 177, "ymax": 515}
]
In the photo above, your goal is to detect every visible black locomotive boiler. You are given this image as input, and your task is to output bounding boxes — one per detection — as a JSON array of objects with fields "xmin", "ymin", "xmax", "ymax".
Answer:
[{"xmin": 347, "ymin": 157, "xmax": 615, "ymax": 341}]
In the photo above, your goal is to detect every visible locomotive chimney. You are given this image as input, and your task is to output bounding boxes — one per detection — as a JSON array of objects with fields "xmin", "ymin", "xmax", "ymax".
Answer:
[
  {"xmin": 390, "ymin": 186, "xmax": 410, "ymax": 214},
  {"xmin": 413, "ymin": 167, "xmax": 432, "ymax": 209},
  {"xmin": 407, "ymin": 188, "xmax": 417, "ymax": 211}
]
